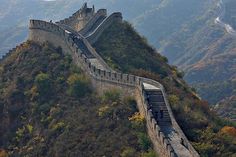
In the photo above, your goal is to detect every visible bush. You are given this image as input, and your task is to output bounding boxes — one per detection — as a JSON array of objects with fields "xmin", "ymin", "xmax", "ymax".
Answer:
[
  {"xmin": 26, "ymin": 124, "xmax": 33, "ymax": 134},
  {"xmin": 168, "ymin": 95, "xmax": 180, "ymax": 104},
  {"xmin": 67, "ymin": 73, "xmax": 91, "ymax": 97},
  {"xmin": 16, "ymin": 127, "xmax": 26, "ymax": 142},
  {"xmin": 98, "ymin": 105, "xmax": 110, "ymax": 117},
  {"xmin": 220, "ymin": 126, "xmax": 236, "ymax": 137},
  {"xmin": 0, "ymin": 149, "xmax": 8, "ymax": 157},
  {"xmin": 120, "ymin": 147, "xmax": 136, "ymax": 157},
  {"xmin": 102, "ymin": 89, "xmax": 121, "ymax": 103},
  {"xmin": 138, "ymin": 133, "xmax": 152, "ymax": 151},
  {"xmin": 142, "ymin": 150, "xmax": 157, "ymax": 157},
  {"xmin": 50, "ymin": 121, "xmax": 66, "ymax": 136},
  {"xmin": 35, "ymin": 73, "xmax": 51, "ymax": 97},
  {"xmin": 37, "ymin": 103, "xmax": 52, "ymax": 114}
]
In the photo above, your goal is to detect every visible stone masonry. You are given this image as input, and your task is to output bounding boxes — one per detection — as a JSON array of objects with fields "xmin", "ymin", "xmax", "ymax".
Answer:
[{"xmin": 25, "ymin": 3, "xmax": 200, "ymax": 157}]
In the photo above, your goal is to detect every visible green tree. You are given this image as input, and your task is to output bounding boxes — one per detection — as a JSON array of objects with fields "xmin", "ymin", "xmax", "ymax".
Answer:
[
  {"xmin": 120, "ymin": 147, "xmax": 136, "ymax": 157},
  {"xmin": 138, "ymin": 133, "xmax": 152, "ymax": 151},
  {"xmin": 35, "ymin": 73, "xmax": 51, "ymax": 97},
  {"xmin": 67, "ymin": 73, "xmax": 90, "ymax": 97}
]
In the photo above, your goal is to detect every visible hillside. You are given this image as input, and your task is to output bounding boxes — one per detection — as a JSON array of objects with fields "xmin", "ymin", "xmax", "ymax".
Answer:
[
  {"xmin": 1, "ymin": 0, "xmax": 235, "ymax": 117},
  {"xmin": 223, "ymin": 0, "xmax": 236, "ymax": 29},
  {"xmin": 93, "ymin": 20, "xmax": 236, "ymax": 157},
  {"xmin": 159, "ymin": 0, "xmax": 236, "ymax": 119},
  {"xmin": 0, "ymin": 1, "xmax": 236, "ymax": 156},
  {"xmin": 0, "ymin": 0, "xmax": 213, "ymax": 57},
  {"xmin": 0, "ymin": 41, "xmax": 156, "ymax": 157}
]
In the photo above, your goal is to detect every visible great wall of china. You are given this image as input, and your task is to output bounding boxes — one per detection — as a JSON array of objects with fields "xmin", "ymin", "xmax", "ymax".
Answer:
[{"xmin": 1, "ymin": 3, "xmax": 200, "ymax": 157}]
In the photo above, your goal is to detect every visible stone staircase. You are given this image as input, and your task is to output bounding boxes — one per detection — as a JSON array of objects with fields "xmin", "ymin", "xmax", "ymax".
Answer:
[
  {"xmin": 26, "ymin": 3, "xmax": 200, "ymax": 157},
  {"xmin": 81, "ymin": 15, "xmax": 107, "ymax": 37},
  {"xmin": 144, "ymin": 84, "xmax": 172, "ymax": 126}
]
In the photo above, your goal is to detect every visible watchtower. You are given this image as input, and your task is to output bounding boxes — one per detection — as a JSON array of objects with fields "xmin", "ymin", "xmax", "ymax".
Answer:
[{"xmin": 56, "ymin": 3, "xmax": 96, "ymax": 31}]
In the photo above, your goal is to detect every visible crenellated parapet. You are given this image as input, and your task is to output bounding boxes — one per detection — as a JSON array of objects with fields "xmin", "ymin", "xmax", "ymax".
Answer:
[
  {"xmin": 79, "ymin": 9, "xmax": 107, "ymax": 36},
  {"xmin": 0, "ymin": 3, "xmax": 200, "ymax": 155},
  {"xmin": 55, "ymin": 3, "xmax": 122, "ymax": 45},
  {"xmin": 1, "ymin": 3, "xmax": 201, "ymax": 155},
  {"xmin": 56, "ymin": 3, "xmax": 98, "ymax": 32},
  {"xmin": 85, "ymin": 12, "xmax": 122, "ymax": 44},
  {"xmin": 27, "ymin": 18, "xmax": 200, "ymax": 157}
]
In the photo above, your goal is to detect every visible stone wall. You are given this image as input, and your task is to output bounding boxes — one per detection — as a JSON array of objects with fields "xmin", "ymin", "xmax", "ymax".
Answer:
[
  {"xmin": 85, "ymin": 12, "xmax": 123, "ymax": 44},
  {"xmin": 56, "ymin": 3, "xmax": 95, "ymax": 32},
  {"xmin": 27, "ymin": 19, "xmax": 200, "ymax": 157},
  {"xmin": 79, "ymin": 9, "xmax": 107, "ymax": 36}
]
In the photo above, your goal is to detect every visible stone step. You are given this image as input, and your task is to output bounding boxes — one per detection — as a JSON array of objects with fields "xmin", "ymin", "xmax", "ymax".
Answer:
[
  {"xmin": 150, "ymin": 102, "xmax": 166, "ymax": 105},
  {"xmin": 158, "ymin": 119, "xmax": 172, "ymax": 122},
  {"xmin": 158, "ymin": 123, "xmax": 172, "ymax": 127},
  {"xmin": 156, "ymin": 120, "xmax": 171, "ymax": 124},
  {"xmin": 151, "ymin": 106, "xmax": 168, "ymax": 110},
  {"xmin": 151, "ymin": 111, "xmax": 169, "ymax": 116},
  {"xmin": 159, "ymin": 116, "xmax": 171, "ymax": 120},
  {"xmin": 146, "ymin": 91, "xmax": 162, "ymax": 95},
  {"xmin": 153, "ymin": 117, "xmax": 171, "ymax": 121},
  {"xmin": 149, "ymin": 106, "xmax": 168, "ymax": 110},
  {"xmin": 149, "ymin": 102, "xmax": 166, "ymax": 105},
  {"xmin": 151, "ymin": 109, "xmax": 169, "ymax": 114},
  {"xmin": 148, "ymin": 98, "xmax": 165, "ymax": 103},
  {"xmin": 148, "ymin": 95, "xmax": 164, "ymax": 100},
  {"xmin": 158, "ymin": 120, "xmax": 171, "ymax": 123}
]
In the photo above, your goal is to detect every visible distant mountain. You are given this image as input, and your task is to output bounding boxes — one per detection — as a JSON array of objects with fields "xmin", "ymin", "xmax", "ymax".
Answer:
[
  {"xmin": 223, "ymin": 0, "xmax": 236, "ymax": 29},
  {"xmin": 0, "ymin": 19, "xmax": 235, "ymax": 156},
  {"xmin": 0, "ymin": 0, "xmax": 163, "ymax": 57},
  {"xmin": 158, "ymin": 0, "xmax": 236, "ymax": 115}
]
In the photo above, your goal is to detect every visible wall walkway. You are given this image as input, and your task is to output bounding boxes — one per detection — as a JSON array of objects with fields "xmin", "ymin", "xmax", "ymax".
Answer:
[{"xmin": 22, "ymin": 8, "xmax": 200, "ymax": 157}]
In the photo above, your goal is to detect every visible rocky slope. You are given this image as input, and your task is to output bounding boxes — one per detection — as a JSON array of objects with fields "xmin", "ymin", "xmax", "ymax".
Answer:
[
  {"xmin": 159, "ymin": 0, "xmax": 236, "ymax": 120},
  {"xmin": 93, "ymin": 20, "xmax": 236, "ymax": 157},
  {"xmin": 0, "ymin": 41, "xmax": 156, "ymax": 157}
]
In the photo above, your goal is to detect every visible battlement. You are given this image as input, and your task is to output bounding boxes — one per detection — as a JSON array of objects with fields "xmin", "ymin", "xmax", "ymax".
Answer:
[
  {"xmin": 74, "ymin": 2, "xmax": 95, "ymax": 18},
  {"xmin": 24, "ymin": 4, "xmax": 200, "ymax": 157},
  {"xmin": 56, "ymin": 3, "xmax": 106, "ymax": 32}
]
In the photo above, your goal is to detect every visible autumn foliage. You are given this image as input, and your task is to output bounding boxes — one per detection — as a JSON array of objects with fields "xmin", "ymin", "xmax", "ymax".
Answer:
[
  {"xmin": 220, "ymin": 126, "xmax": 236, "ymax": 137},
  {"xmin": 0, "ymin": 149, "xmax": 8, "ymax": 157}
]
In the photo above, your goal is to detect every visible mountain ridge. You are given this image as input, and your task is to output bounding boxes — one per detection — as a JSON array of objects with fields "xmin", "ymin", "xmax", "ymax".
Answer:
[{"xmin": 1, "ymin": 4, "xmax": 236, "ymax": 156}]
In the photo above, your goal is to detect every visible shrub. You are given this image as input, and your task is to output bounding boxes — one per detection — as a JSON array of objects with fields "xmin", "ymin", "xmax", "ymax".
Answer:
[
  {"xmin": 16, "ymin": 127, "xmax": 26, "ymax": 142},
  {"xmin": 120, "ymin": 147, "xmax": 136, "ymax": 157},
  {"xmin": 37, "ymin": 103, "xmax": 52, "ymax": 114},
  {"xmin": 142, "ymin": 149, "xmax": 157, "ymax": 157},
  {"xmin": 50, "ymin": 53, "xmax": 60, "ymax": 60},
  {"xmin": 35, "ymin": 73, "xmax": 51, "ymax": 97},
  {"xmin": 220, "ymin": 126, "xmax": 236, "ymax": 137},
  {"xmin": 169, "ymin": 95, "xmax": 179, "ymax": 104},
  {"xmin": 67, "ymin": 73, "xmax": 91, "ymax": 97},
  {"xmin": 177, "ymin": 71, "xmax": 184, "ymax": 78},
  {"xmin": 123, "ymin": 96, "xmax": 137, "ymax": 112},
  {"xmin": 129, "ymin": 112, "xmax": 145, "ymax": 123},
  {"xmin": 138, "ymin": 133, "xmax": 152, "ymax": 151},
  {"xmin": 26, "ymin": 124, "xmax": 33, "ymax": 134},
  {"xmin": 28, "ymin": 85, "xmax": 39, "ymax": 100},
  {"xmin": 51, "ymin": 122, "xmax": 66, "ymax": 134},
  {"xmin": 98, "ymin": 105, "xmax": 110, "ymax": 117},
  {"xmin": 102, "ymin": 89, "xmax": 121, "ymax": 103},
  {"xmin": 194, "ymin": 142, "xmax": 215, "ymax": 157},
  {"xmin": 0, "ymin": 149, "xmax": 8, "ymax": 157}
]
